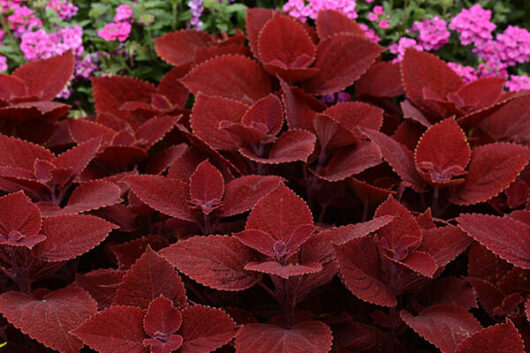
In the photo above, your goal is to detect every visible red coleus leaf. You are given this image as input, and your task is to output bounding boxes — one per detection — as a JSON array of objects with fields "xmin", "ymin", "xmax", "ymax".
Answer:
[
  {"xmin": 244, "ymin": 260, "xmax": 323, "ymax": 279},
  {"xmin": 0, "ymin": 134, "xmax": 54, "ymax": 170},
  {"xmin": 53, "ymin": 137, "xmax": 101, "ymax": 176},
  {"xmin": 323, "ymin": 101, "xmax": 384, "ymax": 138},
  {"xmin": 455, "ymin": 320, "xmax": 525, "ymax": 353},
  {"xmin": 125, "ymin": 175, "xmax": 195, "ymax": 222},
  {"xmin": 401, "ymin": 49, "xmax": 464, "ymax": 121},
  {"xmin": 190, "ymin": 94, "xmax": 248, "ymax": 151},
  {"xmin": 181, "ymin": 55, "xmax": 272, "ymax": 104},
  {"xmin": 374, "ymin": 195, "xmax": 422, "ymax": 259},
  {"xmin": 72, "ymin": 305, "xmax": 147, "ymax": 353},
  {"xmin": 334, "ymin": 237, "xmax": 397, "ymax": 307},
  {"xmin": 154, "ymin": 30, "xmax": 212, "ymax": 67},
  {"xmin": 478, "ymin": 94, "xmax": 530, "ymax": 145},
  {"xmin": 157, "ymin": 66, "xmax": 190, "ymax": 108},
  {"xmin": 159, "ymin": 235, "xmax": 261, "ymax": 291},
  {"xmin": 12, "ymin": 51, "xmax": 74, "ymax": 101},
  {"xmin": 220, "ymin": 175, "xmax": 284, "ymax": 217},
  {"xmin": 0, "ymin": 191, "xmax": 45, "ymax": 248},
  {"xmin": 315, "ymin": 9, "xmax": 365, "ymax": 40},
  {"xmin": 91, "ymin": 76, "xmax": 155, "ymax": 116},
  {"xmin": 240, "ymin": 129, "xmax": 316, "ymax": 164},
  {"xmin": 189, "ymin": 160, "xmax": 224, "ymax": 215},
  {"xmin": 61, "ymin": 180, "xmax": 121, "ymax": 215},
  {"xmin": 179, "ymin": 305, "xmax": 237, "ymax": 353},
  {"xmin": 420, "ymin": 225, "xmax": 471, "ymax": 268},
  {"xmin": 245, "ymin": 8, "xmax": 276, "ymax": 61},
  {"xmin": 258, "ymin": 15, "xmax": 317, "ymax": 82},
  {"xmin": 312, "ymin": 113, "xmax": 356, "ymax": 151},
  {"xmin": 0, "ymin": 287, "xmax": 97, "ymax": 353},
  {"xmin": 356, "ymin": 61, "xmax": 404, "ymax": 98},
  {"xmin": 74, "ymin": 268, "xmax": 125, "ymax": 309},
  {"xmin": 400, "ymin": 305, "xmax": 482, "ymax": 353},
  {"xmin": 109, "ymin": 235, "xmax": 169, "ymax": 270},
  {"xmin": 280, "ymin": 79, "xmax": 326, "ymax": 131},
  {"xmin": 246, "ymin": 183, "xmax": 313, "ymax": 241},
  {"xmin": 134, "ymin": 115, "xmax": 177, "ymax": 150},
  {"xmin": 0, "ymin": 74, "xmax": 27, "ymax": 100},
  {"xmin": 113, "ymin": 247, "xmax": 188, "ymax": 309},
  {"xmin": 414, "ymin": 118, "xmax": 471, "ymax": 185},
  {"xmin": 448, "ymin": 77, "xmax": 505, "ymax": 113},
  {"xmin": 449, "ymin": 143, "xmax": 529, "ymax": 205},
  {"xmin": 144, "ymin": 296, "xmax": 182, "ymax": 337},
  {"xmin": 301, "ymin": 33, "xmax": 384, "ymax": 95},
  {"xmin": 361, "ymin": 128, "xmax": 426, "ymax": 192},
  {"xmin": 241, "ymin": 94, "xmax": 284, "ymax": 137},
  {"xmin": 33, "ymin": 214, "xmax": 117, "ymax": 262},
  {"xmin": 457, "ymin": 213, "xmax": 530, "ymax": 269},
  {"xmin": 415, "ymin": 277, "xmax": 477, "ymax": 310},
  {"xmin": 68, "ymin": 119, "xmax": 116, "ymax": 146},
  {"xmin": 235, "ymin": 321, "xmax": 333, "ymax": 353}
]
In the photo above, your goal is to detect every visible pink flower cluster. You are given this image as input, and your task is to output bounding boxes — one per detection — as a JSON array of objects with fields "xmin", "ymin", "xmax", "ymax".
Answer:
[
  {"xmin": 0, "ymin": 55, "xmax": 7, "ymax": 72},
  {"xmin": 46, "ymin": 0, "xmax": 78, "ymax": 21},
  {"xmin": 283, "ymin": 0, "xmax": 357, "ymax": 22},
  {"xmin": 20, "ymin": 25, "xmax": 83, "ymax": 60},
  {"xmin": 447, "ymin": 62, "xmax": 478, "ymax": 83},
  {"xmin": 449, "ymin": 4, "xmax": 495, "ymax": 47},
  {"xmin": 389, "ymin": 38, "xmax": 423, "ymax": 62},
  {"xmin": 188, "ymin": 0, "xmax": 204, "ymax": 30},
  {"xmin": 7, "ymin": 6, "xmax": 42, "ymax": 38},
  {"xmin": 505, "ymin": 75, "xmax": 530, "ymax": 92},
  {"xmin": 410, "ymin": 16, "xmax": 450, "ymax": 51},
  {"xmin": 97, "ymin": 4, "xmax": 133, "ymax": 42},
  {"xmin": 367, "ymin": 5, "xmax": 389, "ymax": 29}
]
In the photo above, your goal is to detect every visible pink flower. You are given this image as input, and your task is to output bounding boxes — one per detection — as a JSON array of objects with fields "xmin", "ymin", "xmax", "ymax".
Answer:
[
  {"xmin": 368, "ymin": 12, "xmax": 378, "ymax": 21},
  {"xmin": 378, "ymin": 20, "xmax": 389, "ymax": 29},
  {"xmin": 449, "ymin": 4, "xmax": 495, "ymax": 47},
  {"xmin": 410, "ymin": 16, "xmax": 450, "ymax": 51},
  {"xmin": 114, "ymin": 4, "xmax": 134, "ymax": 23},
  {"xmin": 373, "ymin": 5, "xmax": 383, "ymax": 15},
  {"xmin": 283, "ymin": 0, "xmax": 357, "ymax": 22},
  {"xmin": 389, "ymin": 37, "xmax": 422, "ymax": 62},
  {"xmin": 365, "ymin": 0, "xmax": 374, "ymax": 3},
  {"xmin": 505, "ymin": 75, "xmax": 530, "ymax": 92},
  {"xmin": 47, "ymin": 0, "xmax": 78, "ymax": 20},
  {"xmin": 0, "ymin": 55, "xmax": 7, "ymax": 72},
  {"xmin": 97, "ymin": 22, "xmax": 131, "ymax": 42},
  {"xmin": 359, "ymin": 23, "xmax": 380, "ymax": 42},
  {"xmin": 447, "ymin": 62, "xmax": 477, "ymax": 83}
]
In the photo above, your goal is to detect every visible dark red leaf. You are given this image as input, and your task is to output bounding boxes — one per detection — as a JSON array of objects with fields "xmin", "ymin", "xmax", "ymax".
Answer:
[
  {"xmin": 457, "ymin": 213, "xmax": 530, "ymax": 269},
  {"xmin": 280, "ymin": 79, "xmax": 326, "ymax": 131},
  {"xmin": 190, "ymin": 94, "xmax": 248, "ymax": 151},
  {"xmin": 334, "ymin": 238, "xmax": 397, "ymax": 307},
  {"xmin": 189, "ymin": 160, "xmax": 224, "ymax": 215},
  {"xmin": 420, "ymin": 225, "xmax": 471, "ymax": 268},
  {"xmin": 154, "ymin": 30, "xmax": 212, "ymax": 67},
  {"xmin": 240, "ymin": 129, "xmax": 316, "ymax": 164},
  {"xmin": 221, "ymin": 175, "xmax": 284, "ymax": 217},
  {"xmin": 324, "ymin": 101, "xmax": 384, "ymax": 139},
  {"xmin": 180, "ymin": 305, "xmax": 237, "ymax": 353},
  {"xmin": 401, "ymin": 49, "xmax": 464, "ymax": 121},
  {"xmin": 134, "ymin": 115, "xmax": 177, "ymax": 150},
  {"xmin": 12, "ymin": 51, "xmax": 74, "ymax": 100},
  {"xmin": 67, "ymin": 119, "xmax": 116, "ymax": 146},
  {"xmin": 0, "ymin": 191, "xmax": 44, "ymax": 248},
  {"xmin": 74, "ymin": 269, "xmax": 125, "ymax": 309},
  {"xmin": 124, "ymin": 175, "xmax": 194, "ymax": 222},
  {"xmin": 374, "ymin": 195, "xmax": 422, "ymax": 257},
  {"xmin": 448, "ymin": 77, "xmax": 505, "ymax": 112},
  {"xmin": 53, "ymin": 138, "xmax": 101, "ymax": 176},
  {"xmin": 159, "ymin": 235, "xmax": 261, "ymax": 291},
  {"xmin": 356, "ymin": 61, "xmax": 404, "ymax": 98},
  {"xmin": 245, "ymin": 8, "xmax": 276, "ymax": 60},
  {"xmin": 92, "ymin": 76, "xmax": 154, "ymax": 117},
  {"xmin": 157, "ymin": 66, "xmax": 190, "ymax": 108},
  {"xmin": 450, "ymin": 143, "xmax": 529, "ymax": 205},
  {"xmin": 416, "ymin": 277, "xmax": 477, "ymax": 310},
  {"xmin": 0, "ymin": 74, "xmax": 27, "ymax": 99},
  {"xmin": 0, "ymin": 287, "xmax": 97, "ymax": 353},
  {"xmin": 241, "ymin": 94, "xmax": 284, "ymax": 136},
  {"xmin": 315, "ymin": 9, "xmax": 365, "ymax": 39},
  {"xmin": 0, "ymin": 134, "xmax": 53, "ymax": 170},
  {"xmin": 455, "ymin": 321, "xmax": 525, "ymax": 353},
  {"xmin": 113, "ymin": 247, "xmax": 188, "ymax": 309},
  {"xmin": 235, "ymin": 321, "xmax": 333, "ymax": 353},
  {"xmin": 302, "ymin": 34, "xmax": 384, "ymax": 95},
  {"xmin": 361, "ymin": 128, "xmax": 426, "ymax": 192},
  {"xmin": 109, "ymin": 235, "xmax": 169, "ymax": 270},
  {"xmin": 143, "ymin": 296, "xmax": 182, "ymax": 336},
  {"xmin": 245, "ymin": 260, "xmax": 322, "ymax": 279},
  {"xmin": 33, "ymin": 214, "xmax": 117, "ymax": 262},
  {"xmin": 415, "ymin": 118, "xmax": 471, "ymax": 185},
  {"xmin": 72, "ymin": 305, "xmax": 147, "ymax": 353},
  {"xmin": 400, "ymin": 305, "xmax": 482, "ymax": 353},
  {"xmin": 258, "ymin": 15, "xmax": 316, "ymax": 81},
  {"xmin": 181, "ymin": 55, "xmax": 272, "ymax": 104},
  {"xmin": 246, "ymin": 183, "xmax": 313, "ymax": 241}
]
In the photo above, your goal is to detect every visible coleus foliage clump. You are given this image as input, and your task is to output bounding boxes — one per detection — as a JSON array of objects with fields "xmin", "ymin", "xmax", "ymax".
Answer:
[{"xmin": 0, "ymin": 7, "xmax": 528, "ymax": 353}]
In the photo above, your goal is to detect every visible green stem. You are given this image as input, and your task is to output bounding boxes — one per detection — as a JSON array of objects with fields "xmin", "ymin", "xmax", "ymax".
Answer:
[{"xmin": 172, "ymin": 3, "xmax": 178, "ymax": 31}]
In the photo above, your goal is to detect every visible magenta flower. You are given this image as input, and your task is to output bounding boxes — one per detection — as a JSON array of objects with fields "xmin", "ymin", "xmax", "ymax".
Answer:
[
  {"xmin": 410, "ymin": 16, "xmax": 450, "ymax": 51},
  {"xmin": 114, "ymin": 4, "xmax": 134, "ymax": 23},
  {"xmin": 0, "ymin": 55, "xmax": 7, "ymax": 72},
  {"xmin": 97, "ymin": 22, "xmax": 131, "ymax": 42},
  {"xmin": 378, "ymin": 19, "xmax": 389, "ymax": 29}
]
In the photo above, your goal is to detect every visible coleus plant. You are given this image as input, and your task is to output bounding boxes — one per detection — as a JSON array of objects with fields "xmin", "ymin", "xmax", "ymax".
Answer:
[{"xmin": 0, "ymin": 7, "xmax": 528, "ymax": 353}]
